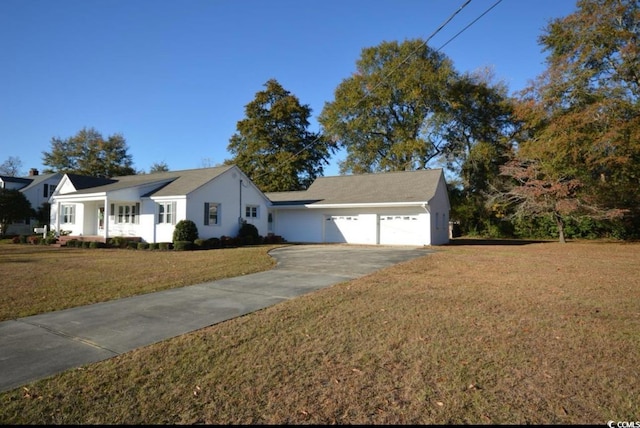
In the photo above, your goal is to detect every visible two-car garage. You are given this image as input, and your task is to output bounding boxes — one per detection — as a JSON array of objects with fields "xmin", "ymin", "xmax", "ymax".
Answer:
[
  {"xmin": 265, "ymin": 168, "xmax": 451, "ymax": 246},
  {"xmin": 322, "ymin": 211, "xmax": 430, "ymax": 246}
]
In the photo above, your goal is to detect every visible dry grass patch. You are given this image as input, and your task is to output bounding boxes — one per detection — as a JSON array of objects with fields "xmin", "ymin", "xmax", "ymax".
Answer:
[
  {"xmin": 0, "ymin": 245, "xmax": 280, "ymax": 321},
  {"xmin": 1, "ymin": 241, "xmax": 638, "ymax": 424}
]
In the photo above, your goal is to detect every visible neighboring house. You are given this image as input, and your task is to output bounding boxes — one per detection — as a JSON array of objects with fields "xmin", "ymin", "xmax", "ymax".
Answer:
[
  {"xmin": 49, "ymin": 165, "xmax": 270, "ymax": 243},
  {"xmin": 0, "ymin": 169, "xmax": 61, "ymax": 235},
  {"xmin": 48, "ymin": 165, "xmax": 450, "ymax": 246},
  {"xmin": 266, "ymin": 168, "xmax": 451, "ymax": 246}
]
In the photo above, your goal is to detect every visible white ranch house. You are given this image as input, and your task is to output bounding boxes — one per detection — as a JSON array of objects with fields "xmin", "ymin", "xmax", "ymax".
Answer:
[{"xmin": 48, "ymin": 165, "xmax": 450, "ymax": 246}]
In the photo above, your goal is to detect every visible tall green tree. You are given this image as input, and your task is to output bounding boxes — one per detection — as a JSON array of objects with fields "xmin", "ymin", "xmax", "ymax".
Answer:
[
  {"xmin": 226, "ymin": 79, "xmax": 336, "ymax": 192},
  {"xmin": 319, "ymin": 40, "xmax": 515, "ymax": 176},
  {"xmin": 440, "ymin": 70, "xmax": 517, "ymax": 235},
  {"xmin": 513, "ymin": 0, "xmax": 640, "ymax": 237},
  {"xmin": 42, "ymin": 127, "xmax": 136, "ymax": 178},
  {"xmin": 319, "ymin": 39, "xmax": 456, "ymax": 174},
  {"xmin": 0, "ymin": 189, "xmax": 33, "ymax": 235}
]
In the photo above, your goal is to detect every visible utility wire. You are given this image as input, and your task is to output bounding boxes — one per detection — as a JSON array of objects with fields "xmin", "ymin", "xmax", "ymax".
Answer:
[
  {"xmin": 437, "ymin": 0, "xmax": 504, "ymax": 51},
  {"xmin": 251, "ymin": 0, "xmax": 504, "ymax": 184}
]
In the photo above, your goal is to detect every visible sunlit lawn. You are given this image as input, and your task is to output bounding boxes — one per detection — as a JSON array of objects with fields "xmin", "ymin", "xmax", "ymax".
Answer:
[{"xmin": 1, "ymin": 240, "xmax": 638, "ymax": 424}]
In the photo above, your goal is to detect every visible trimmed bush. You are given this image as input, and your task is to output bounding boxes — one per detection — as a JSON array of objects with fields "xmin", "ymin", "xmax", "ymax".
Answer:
[
  {"xmin": 158, "ymin": 242, "xmax": 171, "ymax": 251},
  {"xmin": 82, "ymin": 241, "xmax": 91, "ymax": 248},
  {"xmin": 173, "ymin": 219, "xmax": 198, "ymax": 244},
  {"xmin": 173, "ymin": 240, "xmax": 194, "ymax": 251},
  {"xmin": 193, "ymin": 238, "xmax": 206, "ymax": 249},
  {"xmin": 237, "ymin": 221, "xmax": 259, "ymax": 244},
  {"xmin": 148, "ymin": 243, "xmax": 159, "ymax": 250},
  {"xmin": 137, "ymin": 242, "xmax": 149, "ymax": 250},
  {"xmin": 126, "ymin": 241, "xmax": 138, "ymax": 250},
  {"xmin": 109, "ymin": 236, "xmax": 127, "ymax": 249}
]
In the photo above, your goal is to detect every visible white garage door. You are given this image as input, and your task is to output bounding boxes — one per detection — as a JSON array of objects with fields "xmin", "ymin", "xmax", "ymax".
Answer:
[
  {"xmin": 379, "ymin": 215, "xmax": 423, "ymax": 245},
  {"xmin": 324, "ymin": 214, "xmax": 377, "ymax": 244},
  {"xmin": 324, "ymin": 215, "xmax": 353, "ymax": 243}
]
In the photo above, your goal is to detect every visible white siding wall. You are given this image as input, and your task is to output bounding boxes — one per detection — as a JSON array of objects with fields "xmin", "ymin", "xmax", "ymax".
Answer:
[
  {"xmin": 429, "ymin": 176, "xmax": 451, "ymax": 245},
  {"xmin": 147, "ymin": 198, "xmax": 187, "ymax": 243},
  {"xmin": 271, "ymin": 209, "xmax": 324, "ymax": 243},
  {"xmin": 22, "ymin": 176, "xmax": 60, "ymax": 210},
  {"xmin": 187, "ymin": 169, "xmax": 269, "ymax": 240},
  {"xmin": 56, "ymin": 202, "xmax": 84, "ymax": 236}
]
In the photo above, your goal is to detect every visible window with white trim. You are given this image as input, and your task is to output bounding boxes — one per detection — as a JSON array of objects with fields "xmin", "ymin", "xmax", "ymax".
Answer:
[
  {"xmin": 204, "ymin": 202, "xmax": 220, "ymax": 225},
  {"xmin": 158, "ymin": 202, "xmax": 176, "ymax": 224},
  {"xmin": 62, "ymin": 205, "xmax": 75, "ymax": 224},
  {"xmin": 115, "ymin": 203, "xmax": 139, "ymax": 224},
  {"xmin": 245, "ymin": 205, "xmax": 259, "ymax": 218}
]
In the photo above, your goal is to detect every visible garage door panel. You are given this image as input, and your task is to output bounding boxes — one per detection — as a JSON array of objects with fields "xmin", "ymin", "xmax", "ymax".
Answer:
[
  {"xmin": 324, "ymin": 215, "xmax": 348, "ymax": 243},
  {"xmin": 379, "ymin": 214, "xmax": 424, "ymax": 245}
]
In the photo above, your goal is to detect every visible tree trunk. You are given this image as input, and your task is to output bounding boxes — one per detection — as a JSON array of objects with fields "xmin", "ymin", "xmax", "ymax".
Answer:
[{"xmin": 555, "ymin": 213, "xmax": 566, "ymax": 243}]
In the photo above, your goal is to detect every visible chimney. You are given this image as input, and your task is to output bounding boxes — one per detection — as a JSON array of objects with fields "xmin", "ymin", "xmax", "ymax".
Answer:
[{"xmin": 29, "ymin": 168, "xmax": 39, "ymax": 176}]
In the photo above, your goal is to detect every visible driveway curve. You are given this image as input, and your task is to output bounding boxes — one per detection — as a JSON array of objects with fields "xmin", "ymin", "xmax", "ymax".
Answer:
[{"xmin": 0, "ymin": 244, "xmax": 431, "ymax": 393}]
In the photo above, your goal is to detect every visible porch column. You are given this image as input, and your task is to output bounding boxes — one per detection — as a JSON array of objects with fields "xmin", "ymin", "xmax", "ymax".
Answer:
[
  {"xmin": 55, "ymin": 201, "xmax": 61, "ymax": 233},
  {"xmin": 103, "ymin": 196, "xmax": 110, "ymax": 242}
]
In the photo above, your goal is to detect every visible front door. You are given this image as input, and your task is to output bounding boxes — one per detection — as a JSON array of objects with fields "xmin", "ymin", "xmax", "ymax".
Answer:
[{"xmin": 98, "ymin": 207, "xmax": 105, "ymax": 232}]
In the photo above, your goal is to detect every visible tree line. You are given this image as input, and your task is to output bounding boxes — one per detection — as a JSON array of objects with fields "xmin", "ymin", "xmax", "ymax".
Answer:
[{"xmin": 3, "ymin": 0, "xmax": 638, "ymax": 241}]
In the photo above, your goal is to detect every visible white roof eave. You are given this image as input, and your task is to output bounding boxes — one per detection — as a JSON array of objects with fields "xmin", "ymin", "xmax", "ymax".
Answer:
[{"xmin": 273, "ymin": 201, "xmax": 430, "ymax": 209}]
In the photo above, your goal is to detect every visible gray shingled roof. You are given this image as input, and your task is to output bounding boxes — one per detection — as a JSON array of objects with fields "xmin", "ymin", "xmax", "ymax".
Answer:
[
  {"xmin": 66, "ymin": 165, "xmax": 235, "ymax": 196},
  {"xmin": 18, "ymin": 173, "xmax": 62, "ymax": 192},
  {"xmin": 266, "ymin": 169, "xmax": 444, "ymax": 205}
]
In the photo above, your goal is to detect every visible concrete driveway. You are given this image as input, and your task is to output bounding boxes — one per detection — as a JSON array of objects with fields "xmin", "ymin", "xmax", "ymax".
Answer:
[{"xmin": 0, "ymin": 244, "xmax": 431, "ymax": 393}]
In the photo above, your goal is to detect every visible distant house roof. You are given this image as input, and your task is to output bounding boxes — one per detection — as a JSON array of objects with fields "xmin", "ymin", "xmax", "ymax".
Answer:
[
  {"xmin": 18, "ymin": 172, "xmax": 62, "ymax": 192},
  {"xmin": 266, "ymin": 169, "xmax": 445, "ymax": 206},
  {"xmin": 62, "ymin": 165, "xmax": 236, "ymax": 197},
  {"xmin": 0, "ymin": 175, "xmax": 32, "ymax": 186}
]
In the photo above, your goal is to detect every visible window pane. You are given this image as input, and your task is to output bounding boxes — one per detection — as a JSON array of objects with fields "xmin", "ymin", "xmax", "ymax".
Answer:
[{"xmin": 209, "ymin": 204, "xmax": 218, "ymax": 224}]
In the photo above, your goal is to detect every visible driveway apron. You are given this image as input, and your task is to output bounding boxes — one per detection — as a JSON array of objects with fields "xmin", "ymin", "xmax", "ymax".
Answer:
[{"xmin": 0, "ymin": 244, "xmax": 431, "ymax": 393}]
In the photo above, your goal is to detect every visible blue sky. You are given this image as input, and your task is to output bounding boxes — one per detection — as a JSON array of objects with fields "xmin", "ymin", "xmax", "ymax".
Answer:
[{"xmin": 1, "ymin": 0, "xmax": 578, "ymax": 177}]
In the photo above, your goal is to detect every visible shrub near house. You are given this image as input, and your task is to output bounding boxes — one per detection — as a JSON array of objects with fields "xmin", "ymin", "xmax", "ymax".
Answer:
[{"xmin": 173, "ymin": 219, "xmax": 199, "ymax": 251}]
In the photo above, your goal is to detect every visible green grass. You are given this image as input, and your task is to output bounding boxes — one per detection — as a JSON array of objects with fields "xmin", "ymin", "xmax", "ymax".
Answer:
[{"xmin": 1, "ymin": 241, "xmax": 639, "ymax": 424}]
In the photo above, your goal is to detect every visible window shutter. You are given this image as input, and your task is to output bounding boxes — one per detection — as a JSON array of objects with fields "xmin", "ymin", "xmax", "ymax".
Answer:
[
  {"xmin": 171, "ymin": 202, "xmax": 177, "ymax": 225},
  {"xmin": 43, "ymin": 184, "xmax": 48, "ymax": 198},
  {"xmin": 204, "ymin": 202, "xmax": 209, "ymax": 225},
  {"xmin": 135, "ymin": 203, "xmax": 140, "ymax": 224},
  {"xmin": 110, "ymin": 204, "xmax": 115, "ymax": 221}
]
